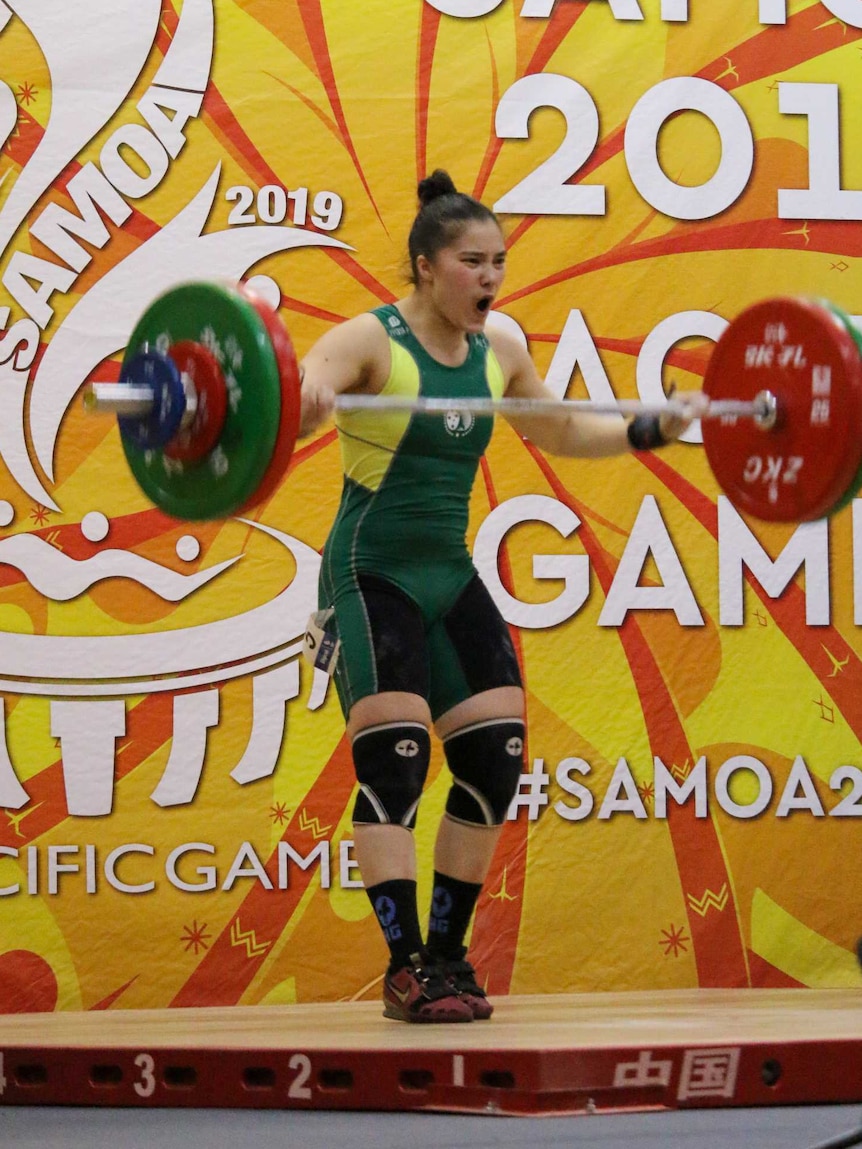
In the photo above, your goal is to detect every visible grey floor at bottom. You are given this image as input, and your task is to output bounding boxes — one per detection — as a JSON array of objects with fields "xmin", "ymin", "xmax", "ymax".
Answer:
[{"xmin": 0, "ymin": 1104, "xmax": 861, "ymax": 1149}]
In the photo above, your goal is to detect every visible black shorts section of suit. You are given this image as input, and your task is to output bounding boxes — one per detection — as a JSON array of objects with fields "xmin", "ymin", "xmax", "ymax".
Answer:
[{"xmin": 355, "ymin": 571, "xmax": 522, "ymax": 712}]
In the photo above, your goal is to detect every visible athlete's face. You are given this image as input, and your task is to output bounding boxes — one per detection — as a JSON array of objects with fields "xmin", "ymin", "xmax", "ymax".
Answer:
[{"xmin": 420, "ymin": 218, "xmax": 506, "ymax": 333}]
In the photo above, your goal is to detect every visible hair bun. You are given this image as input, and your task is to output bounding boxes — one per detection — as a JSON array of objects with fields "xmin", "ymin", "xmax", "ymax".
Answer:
[{"xmin": 417, "ymin": 169, "xmax": 457, "ymax": 206}]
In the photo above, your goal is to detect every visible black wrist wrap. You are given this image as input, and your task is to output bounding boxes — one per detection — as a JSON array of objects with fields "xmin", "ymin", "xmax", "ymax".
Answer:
[{"xmin": 627, "ymin": 413, "xmax": 668, "ymax": 451}]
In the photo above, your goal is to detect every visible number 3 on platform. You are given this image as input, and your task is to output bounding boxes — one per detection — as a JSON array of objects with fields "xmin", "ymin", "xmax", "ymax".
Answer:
[{"xmin": 134, "ymin": 1052, "xmax": 156, "ymax": 1098}]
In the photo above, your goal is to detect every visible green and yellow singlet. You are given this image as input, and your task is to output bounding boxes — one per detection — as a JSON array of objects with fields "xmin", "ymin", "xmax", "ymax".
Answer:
[{"xmin": 320, "ymin": 303, "xmax": 506, "ymax": 622}]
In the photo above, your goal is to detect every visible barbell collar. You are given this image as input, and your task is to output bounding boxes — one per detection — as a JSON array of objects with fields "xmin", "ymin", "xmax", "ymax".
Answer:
[
  {"xmin": 85, "ymin": 382, "xmax": 155, "ymax": 417},
  {"xmin": 85, "ymin": 380, "xmax": 198, "ymax": 424}
]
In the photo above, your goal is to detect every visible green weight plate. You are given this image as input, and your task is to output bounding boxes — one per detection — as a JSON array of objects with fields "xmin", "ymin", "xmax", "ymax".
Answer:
[
  {"xmin": 821, "ymin": 299, "xmax": 862, "ymax": 517},
  {"xmin": 121, "ymin": 281, "xmax": 281, "ymax": 520}
]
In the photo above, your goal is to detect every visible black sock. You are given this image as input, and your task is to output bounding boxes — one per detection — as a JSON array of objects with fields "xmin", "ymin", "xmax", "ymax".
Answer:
[
  {"xmin": 426, "ymin": 871, "xmax": 482, "ymax": 960},
  {"xmin": 366, "ymin": 878, "xmax": 424, "ymax": 970}
]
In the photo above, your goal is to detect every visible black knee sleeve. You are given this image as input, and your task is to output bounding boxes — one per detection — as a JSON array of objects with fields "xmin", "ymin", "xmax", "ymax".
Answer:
[
  {"xmin": 443, "ymin": 718, "xmax": 525, "ymax": 827},
  {"xmin": 351, "ymin": 721, "xmax": 431, "ymax": 830}
]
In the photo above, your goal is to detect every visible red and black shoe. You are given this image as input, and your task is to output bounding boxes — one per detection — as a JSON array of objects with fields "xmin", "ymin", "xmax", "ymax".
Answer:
[
  {"xmin": 439, "ymin": 947, "xmax": 493, "ymax": 1020},
  {"xmin": 383, "ymin": 952, "xmax": 474, "ymax": 1023}
]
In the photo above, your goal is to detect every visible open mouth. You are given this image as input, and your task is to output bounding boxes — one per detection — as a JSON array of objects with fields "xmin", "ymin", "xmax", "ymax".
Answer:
[{"xmin": 476, "ymin": 296, "xmax": 492, "ymax": 314}]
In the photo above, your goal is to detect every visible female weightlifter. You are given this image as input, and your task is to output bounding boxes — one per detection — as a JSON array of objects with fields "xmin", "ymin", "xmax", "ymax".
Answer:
[{"xmin": 298, "ymin": 169, "xmax": 704, "ymax": 1023}]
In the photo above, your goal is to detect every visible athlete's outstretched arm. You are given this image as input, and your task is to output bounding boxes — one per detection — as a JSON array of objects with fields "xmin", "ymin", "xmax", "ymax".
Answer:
[{"xmin": 488, "ymin": 327, "xmax": 704, "ymax": 457}]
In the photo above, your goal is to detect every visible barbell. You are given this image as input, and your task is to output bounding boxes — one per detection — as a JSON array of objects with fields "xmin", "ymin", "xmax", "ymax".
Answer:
[{"xmin": 82, "ymin": 280, "xmax": 862, "ymax": 524}]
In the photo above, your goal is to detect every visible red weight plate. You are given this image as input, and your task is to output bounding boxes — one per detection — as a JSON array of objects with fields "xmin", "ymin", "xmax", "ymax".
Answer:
[
  {"xmin": 236, "ymin": 285, "xmax": 302, "ymax": 512},
  {"xmin": 702, "ymin": 296, "xmax": 862, "ymax": 522},
  {"xmin": 163, "ymin": 340, "xmax": 228, "ymax": 462}
]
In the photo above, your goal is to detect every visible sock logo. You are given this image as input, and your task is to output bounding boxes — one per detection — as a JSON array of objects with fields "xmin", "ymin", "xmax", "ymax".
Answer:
[
  {"xmin": 506, "ymin": 736, "xmax": 524, "ymax": 756},
  {"xmin": 375, "ymin": 895, "xmax": 397, "ymax": 928},
  {"xmin": 374, "ymin": 894, "xmax": 402, "ymax": 941},
  {"xmin": 429, "ymin": 885, "xmax": 452, "ymax": 934}
]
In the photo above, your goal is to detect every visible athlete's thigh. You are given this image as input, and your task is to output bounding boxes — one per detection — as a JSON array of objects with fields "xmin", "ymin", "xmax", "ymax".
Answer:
[
  {"xmin": 427, "ymin": 572, "xmax": 523, "ymax": 721},
  {"xmin": 331, "ymin": 573, "xmax": 430, "ymax": 718}
]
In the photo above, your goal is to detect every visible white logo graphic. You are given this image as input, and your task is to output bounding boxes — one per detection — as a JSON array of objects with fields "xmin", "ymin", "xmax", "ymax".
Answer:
[
  {"xmin": 0, "ymin": 0, "xmax": 351, "ymax": 509},
  {"xmin": 395, "ymin": 740, "xmax": 421, "ymax": 758},
  {"xmin": 506, "ymin": 737, "xmax": 524, "ymax": 756},
  {"xmin": 0, "ymin": 516, "xmax": 323, "ymax": 815},
  {"xmin": 444, "ymin": 409, "xmax": 475, "ymax": 437},
  {"xmin": 0, "ymin": 4, "xmax": 358, "ymax": 826}
]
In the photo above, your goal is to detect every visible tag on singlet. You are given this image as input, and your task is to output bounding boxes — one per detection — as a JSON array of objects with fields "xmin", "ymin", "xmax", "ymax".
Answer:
[{"xmin": 303, "ymin": 608, "xmax": 341, "ymax": 675}]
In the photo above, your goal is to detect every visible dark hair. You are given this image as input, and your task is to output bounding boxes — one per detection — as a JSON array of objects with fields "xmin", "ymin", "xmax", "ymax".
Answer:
[{"xmin": 407, "ymin": 169, "xmax": 499, "ymax": 283}]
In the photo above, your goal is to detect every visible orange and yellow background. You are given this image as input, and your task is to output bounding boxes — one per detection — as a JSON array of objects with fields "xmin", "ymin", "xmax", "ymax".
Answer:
[{"xmin": 0, "ymin": 0, "xmax": 860, "ymax": 1014}]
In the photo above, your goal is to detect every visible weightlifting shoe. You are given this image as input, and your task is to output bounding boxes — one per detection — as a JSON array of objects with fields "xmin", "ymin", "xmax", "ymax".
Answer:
[
  {"xmin": 438, "ymin": 947, "xmax": 493, "ymax": 1020},
  {"xmin": 382, "ymin": 952, "xmax": 474, "ymax": 1023}
]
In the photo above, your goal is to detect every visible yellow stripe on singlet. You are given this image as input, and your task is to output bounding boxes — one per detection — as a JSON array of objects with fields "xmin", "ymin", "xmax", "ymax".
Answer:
[
  {"xmin": 335, "ymin": 340, "xmax": 419, "ymax": 492},
  {"xmin": 336, "ymin": 337, "xmax": 506, "ymax": 492},
  {"xmin": 486, "ymin": 344, "xmax": 505, "ymax": 401}
]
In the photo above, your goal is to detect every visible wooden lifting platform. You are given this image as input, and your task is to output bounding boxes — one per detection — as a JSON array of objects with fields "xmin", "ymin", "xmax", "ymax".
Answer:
[{"xmin": 0, "ymin": 989, "xmax": 860, "ymax": 1117}]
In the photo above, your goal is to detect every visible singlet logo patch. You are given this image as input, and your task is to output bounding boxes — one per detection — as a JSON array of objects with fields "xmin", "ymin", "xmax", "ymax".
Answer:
[{"xmin": 444, "ymin": 409, "xmax": 475, "ymax": 437}]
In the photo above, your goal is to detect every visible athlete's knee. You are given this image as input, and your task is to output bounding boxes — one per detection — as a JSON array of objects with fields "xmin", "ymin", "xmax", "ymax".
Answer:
[
  {"xmin": 351, "ymin": 721, "xmax": 431, "ymax": 829},
  {"xmin": 442, "ymin": 718, "xmax": 525, "ymax": 827}
]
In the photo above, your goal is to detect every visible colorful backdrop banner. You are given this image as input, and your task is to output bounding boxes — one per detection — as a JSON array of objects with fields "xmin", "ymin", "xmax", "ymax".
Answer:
[{"xmin": 0, "ymin": 0, "xmax": 860, "ymax": 1012}]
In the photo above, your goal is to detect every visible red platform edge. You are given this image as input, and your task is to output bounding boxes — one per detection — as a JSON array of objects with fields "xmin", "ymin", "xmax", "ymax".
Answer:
[{"xmin": 0, "ymin": 1036, "xmax": 860, "ymax": 1115}]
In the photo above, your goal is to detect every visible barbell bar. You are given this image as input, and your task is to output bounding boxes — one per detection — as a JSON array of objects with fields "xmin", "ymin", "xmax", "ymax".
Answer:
[
  {"xmin": 80, "ymin": 281, "xmax": 862, "ymax": 524},
  {"xmin": 85, "ymin": 380, "xmax": 778, "ymax": 426}
]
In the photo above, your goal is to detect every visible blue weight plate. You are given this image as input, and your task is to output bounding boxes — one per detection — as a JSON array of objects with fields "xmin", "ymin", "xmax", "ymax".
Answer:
[{"xmin": 117, "ymin": 349, "xmax": 186, "ymax": 450}]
